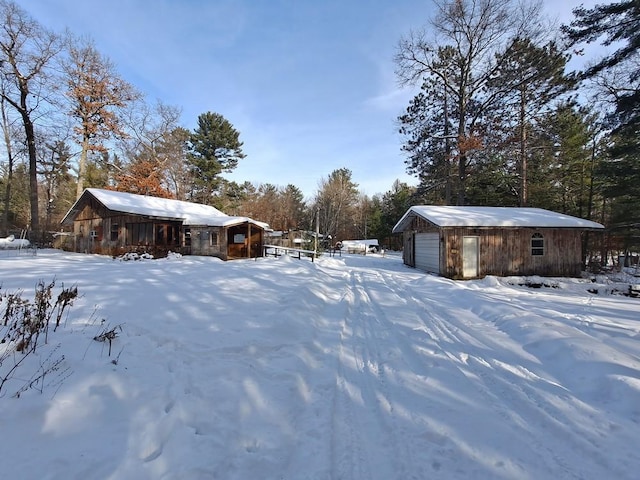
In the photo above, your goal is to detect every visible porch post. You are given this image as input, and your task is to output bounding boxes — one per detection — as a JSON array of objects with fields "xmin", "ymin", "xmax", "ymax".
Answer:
[{"xmin": 247, "ymin": 223, "xmax": 251, "ymax": 258}]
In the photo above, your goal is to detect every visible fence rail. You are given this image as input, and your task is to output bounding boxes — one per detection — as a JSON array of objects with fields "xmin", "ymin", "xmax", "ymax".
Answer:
[{"xmin": 263, "ymin": 244, "xmax": 317, "ymax": 262}]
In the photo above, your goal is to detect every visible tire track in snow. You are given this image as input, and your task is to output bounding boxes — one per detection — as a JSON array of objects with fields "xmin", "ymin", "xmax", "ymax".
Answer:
[
  {"xmin": 348, "ymin": 270, "xmax": 416, "ymax": 478},
  {"xmin": 329, "ymin": 271, "xmax": 391, "ymax": 479},
  {"xmin": 330, "ymin": 278, "xmax": 373, "ymax": 480},
  {"xmin": 328, "ymin": 265, "xmax": 423, "ymax": 480}
]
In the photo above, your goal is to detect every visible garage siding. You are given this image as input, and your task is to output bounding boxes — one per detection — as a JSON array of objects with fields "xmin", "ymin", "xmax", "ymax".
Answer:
[{"xmin": 415, "ymin": 233, "xmax": 439, "ymax": 273}]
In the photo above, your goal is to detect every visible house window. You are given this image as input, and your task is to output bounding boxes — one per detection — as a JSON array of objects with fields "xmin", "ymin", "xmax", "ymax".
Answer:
[
  {"xmin": 184, "ymin": 229, "xmax": 191, "ymax": 246},
  {"xmin": 531, "ymin": 233, "xmax": 544, "ymax": 256},
  {"xmin": 126, "ymin": 222, "xmax": 153, "ymax": 245},
  {"xmin": 210, "ymin": 231, "xmax": 218, "ymax": 246},
  {"xmin": 168, "ymin": 225, "xmax": 177, "ymax": 244},
  {"xmin": 156, "ymin": 224, "xmax": 165, "ymax": 244},
  {"xmin": 110, "ymin": 223, "xmax": 119, "ymax": 242},
  {"xmin": 155, "ymin": 224, "xmax": 179, "ymax": 246}
]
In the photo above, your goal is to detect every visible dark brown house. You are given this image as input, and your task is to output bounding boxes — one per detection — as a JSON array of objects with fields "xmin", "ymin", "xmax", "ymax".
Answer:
[
  {"xmin": 60, "ymin": 188, "xmax": 269, "ymax": 260},
  {"xmin": 392, "ymin": 206, "xmax": 604, "ymax": 279}
]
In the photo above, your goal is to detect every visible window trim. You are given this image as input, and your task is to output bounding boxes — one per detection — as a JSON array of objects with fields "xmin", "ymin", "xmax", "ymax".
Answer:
[
  {"xmin": 110, "ymin": 223, "xmax": 119, "ymax": 242},
  {"xmin": 210, "ymin": 231, "xmax": 219, "ymax": 247},
  {"xmin": 531, "ymin": 232, "xmax": 544, "ymax": 256}
]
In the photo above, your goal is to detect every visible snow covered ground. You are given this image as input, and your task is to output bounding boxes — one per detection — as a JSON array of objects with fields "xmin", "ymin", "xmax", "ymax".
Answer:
[{"xmin": 1, "ymin": 249, "xmax": 639, "ymax": 480}]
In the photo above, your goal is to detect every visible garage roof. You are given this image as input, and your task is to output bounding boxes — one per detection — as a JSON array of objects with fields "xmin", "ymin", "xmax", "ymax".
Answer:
[{"xmin": 392, "ymin": 206, "xmax": 605, "ymax": 233}]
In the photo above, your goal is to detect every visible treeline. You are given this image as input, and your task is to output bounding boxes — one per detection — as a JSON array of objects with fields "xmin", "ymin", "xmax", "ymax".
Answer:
[
  {"xmin": 0, "ymin": 0, "xmax": 410, "ymax": 248},
  {"xmin": 1, "ymin": 0, "xmax": 639, "ymax": 258},
  {"xmin": 394, "ymin": 0, "xmax": 640, "ymax": 257}
]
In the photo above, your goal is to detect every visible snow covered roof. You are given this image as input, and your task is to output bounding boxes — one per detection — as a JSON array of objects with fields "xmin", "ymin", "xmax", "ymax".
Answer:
[
  {"xmin": 61, "ymin": 188, "xmax": 269, "ymax": 228},
  {"xmin": 392, "ymin": 206, "xmax": 605, "ymax": 233}
]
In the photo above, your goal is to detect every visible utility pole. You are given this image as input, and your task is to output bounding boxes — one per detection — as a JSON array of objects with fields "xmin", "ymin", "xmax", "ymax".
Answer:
[{"xmin": 314, "ymin": 206, "xmax": 320, "ymax": 260}]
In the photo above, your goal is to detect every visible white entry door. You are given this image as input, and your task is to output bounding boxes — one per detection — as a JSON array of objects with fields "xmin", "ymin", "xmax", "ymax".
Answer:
[{"xmin": 462, "ymin": 236, "xmax": 479, "ymax": 278}]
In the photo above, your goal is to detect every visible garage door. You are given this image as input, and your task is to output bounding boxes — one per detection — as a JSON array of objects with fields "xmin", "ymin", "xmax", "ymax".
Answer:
[{"xmin": 415, "ymin": 233, "xmax": 439, "ymax": 273}]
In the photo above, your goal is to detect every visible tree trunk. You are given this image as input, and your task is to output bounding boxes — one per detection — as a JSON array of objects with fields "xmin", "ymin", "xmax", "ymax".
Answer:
[
  {"xmin": 457, "ymin": 153, "xmax": 466, "ymax": 206},
  {"xmin": 18, "ymin": 86, "xmax": 40, "ymax": 238},
  {"xmin": 456, "ymin": 83, "xmax": 467, "ymax": 206},
  {"xmin": 1, "ymin": 99, "xmax": 14, "ymax": 236},
  {"xmin": 76, "ymin": 136, "xmax": 89, "ymax": 199},
  {"xmin": 443, "ymin": 81, "xmax": 452, "ymax": 206},
  {"xmin": 519, "ymin": 84, "xmax": 528, "ymax": 207}
]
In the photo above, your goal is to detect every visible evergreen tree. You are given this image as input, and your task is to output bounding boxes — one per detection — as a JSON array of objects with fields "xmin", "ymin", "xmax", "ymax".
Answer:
[
  {"xmin": 598, "ymin": 132, "xmax": 640, "ymax": 251},
  {"xmin": 366, "ymin": 194, "xmax": 384, "ymax": 244},
  {"xmin": 280, "ymin": 184, "xmax": 306, "ymax": 231},
  {"xmin": 2, "ymin": 162, "xmax": 30, "ymax": 229},
  {"xmin": 562, "ymin": 0, "xmax": 640, "ymax": 134},
  {"xmin": 215, "ymin": 180, "xmax": 251, "ymax": 214},
  {"xmin": 563, "ymin": 2, "xmax": 640, "ymax": 251},
  {"xmin": 187, "ymin": 112, "xmax": 245, "ymax": 205},
  {"xmin": 84, "ymin": 152, "xmax": 114, "ymax": 190},
  {"xmin": 398, "ymin": 50, "xmax": 456, "ymax": 205},
  {"xmin": 378, "ymin": 180, "xmax": 416, "ymax": 250},
  {"xmin": 540, "ymin": 102, "xmax": 593, "ymax": 216},
  {"xmin": 487, "ymin": 38, "xmax": 575, "ymax": 206}
]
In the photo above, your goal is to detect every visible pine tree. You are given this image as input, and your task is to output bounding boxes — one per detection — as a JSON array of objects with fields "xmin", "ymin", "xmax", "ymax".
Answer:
[
  {"xmin": 562, "ymin": 0, "xmax": 640, "ymax": 134},
  {"xmin": 563, "ymin": 1, "xmax": 640, "ymax": 250},
  {"xmin": 379, "ymin": 180, "xmax": 416, "ymax": 249},
  {"xmin": 487, "ymin": 38, "xmax": 575, "ymax": 206},
  {"xmin": 187, "ymin": 112, "xmax": 245, "ymax": 204},
  {"xmin": 398, "ymin": 54, "xmax": 455, "ymax": 205}
]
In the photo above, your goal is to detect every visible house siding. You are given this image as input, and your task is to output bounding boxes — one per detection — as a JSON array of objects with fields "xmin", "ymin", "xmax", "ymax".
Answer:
[
  {"xmin": 188, "ymin": 226, "xmax": 227, "ymax": 259},
  {"xmin": 65, "ymin": 198, "xmax": 178, "ymax": 256}
]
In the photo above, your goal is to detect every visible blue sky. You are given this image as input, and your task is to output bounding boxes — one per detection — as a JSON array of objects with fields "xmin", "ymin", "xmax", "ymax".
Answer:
[{"xmin": 24, "ymin": 0, "xmax": 597, "ymax": 200}]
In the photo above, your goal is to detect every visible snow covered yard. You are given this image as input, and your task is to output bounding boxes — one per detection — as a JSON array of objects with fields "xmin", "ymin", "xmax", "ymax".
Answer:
[{"xmin": 1, "ymin": 249, "xmax": 639, "ymax": 480}]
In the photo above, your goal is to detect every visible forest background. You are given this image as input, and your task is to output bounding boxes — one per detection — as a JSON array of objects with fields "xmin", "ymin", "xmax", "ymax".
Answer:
[{"xmin": 0, "ymin": 0, "xmax": 638, "ymax": 261}]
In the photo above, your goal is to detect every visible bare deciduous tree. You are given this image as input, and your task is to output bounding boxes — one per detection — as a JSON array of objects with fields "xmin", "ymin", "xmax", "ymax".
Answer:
[
  {"xmin": 118, "ymin": 100, "xmax": 187, "ymax": 198},
  {"xmin": 62, "ymin": 35, "xmax": 139, "ymax": 199},
  {"xmin": 395, "ymin": 0, "xmax": 547, "ymax": 205},
  {"xmin": 0, "ymin": 0, "xmax": 61, "ymax": 237},
  {"xmin": 0, "ymin": 77, "xmax": 20, "ymax": 235},
  {"xmin": 313, "ymin": 168, "xmax": 359, "ymax": 241}
]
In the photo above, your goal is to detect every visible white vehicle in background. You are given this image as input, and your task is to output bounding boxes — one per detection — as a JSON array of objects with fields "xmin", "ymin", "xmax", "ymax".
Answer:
[
  {"xmin": 338, "ymin": 239, "xmax": 380, "ymax": 254},
  {"xmin": 0, "ymin": 234, "xmax": 31, "ymax": 250}
]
